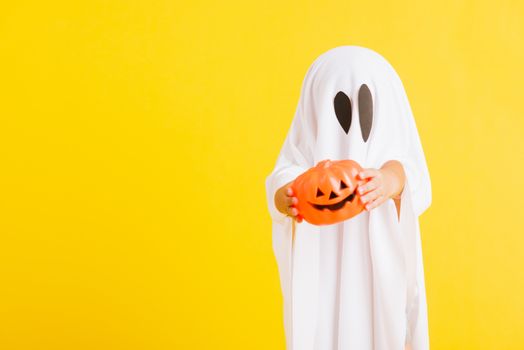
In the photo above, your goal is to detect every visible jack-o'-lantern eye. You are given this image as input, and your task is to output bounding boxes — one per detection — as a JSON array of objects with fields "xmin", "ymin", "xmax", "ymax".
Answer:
[
  {"xmin": 316, "ymin": 188, "xmax": 324, "ymax": 197},
  {"xmin": 340, "ymin": 180, "xmax": 348, "ymax": 190}
]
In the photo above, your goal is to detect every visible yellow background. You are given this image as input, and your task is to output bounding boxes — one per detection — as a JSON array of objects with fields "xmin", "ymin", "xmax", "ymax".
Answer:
[{"xmin": 1, "ymin": 1, "xmax": 523, "ymax": 349}]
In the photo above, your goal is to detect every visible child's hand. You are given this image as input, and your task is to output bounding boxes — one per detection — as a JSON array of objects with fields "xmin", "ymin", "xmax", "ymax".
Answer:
[
  {"xmin": 274, "ymin": 181, "xmax": 303, "ymax": 223},
  {"xmin": 357, "ymin": 166, "xmax": 402, "ymax": 211}
]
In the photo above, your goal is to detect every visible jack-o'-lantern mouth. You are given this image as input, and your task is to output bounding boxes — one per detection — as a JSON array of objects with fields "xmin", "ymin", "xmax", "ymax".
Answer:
[{"xmin": 308, "ymin": 187, "xmax": 358, "ymax": 211}]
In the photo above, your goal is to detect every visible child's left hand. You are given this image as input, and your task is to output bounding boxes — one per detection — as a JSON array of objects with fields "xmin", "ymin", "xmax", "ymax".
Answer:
[{"xmin": 357, "ymin": 167, "xmax": 399, "ymax": 211}]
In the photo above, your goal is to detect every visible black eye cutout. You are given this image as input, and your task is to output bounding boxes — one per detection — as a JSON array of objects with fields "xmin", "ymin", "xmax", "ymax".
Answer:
[
  {"xmin": 358, "ymin": 84, "xmax": 373, "ymax": 142},
  {"xmin": 334, "ymin": 91, "xmax": 352, "ymax": 134},
  {"xmin": 316, "ymin": 188, "xmax": 324, "ymax": 197}
]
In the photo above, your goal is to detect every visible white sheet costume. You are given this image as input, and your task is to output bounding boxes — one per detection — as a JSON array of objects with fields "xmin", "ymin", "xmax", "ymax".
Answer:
[{"xmin": 265, "ymin": 46, "xmax": 432, "ymax": 350}]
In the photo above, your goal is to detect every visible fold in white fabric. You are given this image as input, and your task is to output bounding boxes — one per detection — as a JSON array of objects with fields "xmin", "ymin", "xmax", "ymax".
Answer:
[{"xmin": 265, "ymin": 46, "xmax": 432, "ymax": 350}]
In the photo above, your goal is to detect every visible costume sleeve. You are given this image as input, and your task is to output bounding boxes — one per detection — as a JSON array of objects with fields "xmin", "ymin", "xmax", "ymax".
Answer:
[
  {"xmin": 264, "ymin": 106, "xmax": 313, "ymax": 225},
  {"xmin": 396, "ymin": 88, "xmax": 432, "ymax": 218}
]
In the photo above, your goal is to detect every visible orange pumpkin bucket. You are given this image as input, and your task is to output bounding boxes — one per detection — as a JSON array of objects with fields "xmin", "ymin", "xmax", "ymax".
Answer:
[{"xmin": 291, "ymin": 159, "xmax": 367, "ymax": 226}]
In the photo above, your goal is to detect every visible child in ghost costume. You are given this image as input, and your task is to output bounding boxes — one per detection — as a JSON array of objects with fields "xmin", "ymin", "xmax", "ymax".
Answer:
[{"xmin": 265, "ymin": 46, "xmax": 432, "ymax": 350}]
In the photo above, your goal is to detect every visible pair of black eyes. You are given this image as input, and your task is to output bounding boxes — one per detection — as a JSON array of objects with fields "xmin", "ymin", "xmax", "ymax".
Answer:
[
  {"xmin": 333, "ymin": 84, "xmax": 373, "ymax": 142},
  {"xmin": 316, "ymin": 180, "xmax": 349, "ymax": 198}
]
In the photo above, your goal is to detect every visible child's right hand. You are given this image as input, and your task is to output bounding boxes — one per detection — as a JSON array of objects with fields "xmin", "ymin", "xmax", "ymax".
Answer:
[{"xmin": 274, "ymin": 180, "xmax": 303, "ymax": 223}]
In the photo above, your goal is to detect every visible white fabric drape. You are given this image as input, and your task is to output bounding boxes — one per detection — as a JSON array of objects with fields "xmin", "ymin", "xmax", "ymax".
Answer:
[{"xmin": 265, "ymin": 46, "xmax": 432, "ymax": 350}]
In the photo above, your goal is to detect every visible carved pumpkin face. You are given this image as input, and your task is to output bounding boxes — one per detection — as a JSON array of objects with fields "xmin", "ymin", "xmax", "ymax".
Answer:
[{"xmin": 291, "ymin": 159, "xmax": 366, "ymax": 226}]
